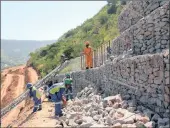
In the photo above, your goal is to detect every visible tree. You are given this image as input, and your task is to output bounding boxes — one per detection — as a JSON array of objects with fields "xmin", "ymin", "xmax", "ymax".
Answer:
[
  {"xmin": 63, "ymin": 46, "xmax": 74, "ymax": 60},
  {"xmin": 107, "ymin": 4, "xmax": 117, "ymax": 14},
  {"xmin": 40, "ymin": 49, "xmax": 47, "ymax": 57}
]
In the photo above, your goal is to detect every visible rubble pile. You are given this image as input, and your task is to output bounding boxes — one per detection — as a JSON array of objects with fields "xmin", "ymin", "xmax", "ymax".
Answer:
[{"xmin": 56, "ymin": 86, "xmax": 169, "ymax": 128}]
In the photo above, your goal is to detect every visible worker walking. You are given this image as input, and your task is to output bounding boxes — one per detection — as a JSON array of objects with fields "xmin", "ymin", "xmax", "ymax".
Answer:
[
  {"xmin": 26, "ymin": 83, "xmax": 42, "ymax": 113},
  {"xmin": 48, "ymin": 82, "xmax": 65, "ymax": 117},
  {"xmin": 63, "ymin": 73, "xmax": 73, "ymax": 101},
  {"xmin": 82, "ymin": 41, "xmax": 93, "ymax": 69}
]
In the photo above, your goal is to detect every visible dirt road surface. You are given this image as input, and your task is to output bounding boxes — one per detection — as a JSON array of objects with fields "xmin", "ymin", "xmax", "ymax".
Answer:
[{"xmin": 17, "ymin": 102, "xmax": 58, "ymax": 127}]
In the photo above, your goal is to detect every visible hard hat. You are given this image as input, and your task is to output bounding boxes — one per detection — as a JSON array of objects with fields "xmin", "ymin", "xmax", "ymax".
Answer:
[
  {"xmin": 85, "ymin": 41, "xmax": 89, "ymax": 45},
  {"xmin": 26, "ymin": 83, "xmax": 33, "ymax": 89},
  {"xmin": 66, "ymin": 73, "xmax": 70, "ymax": 77}
]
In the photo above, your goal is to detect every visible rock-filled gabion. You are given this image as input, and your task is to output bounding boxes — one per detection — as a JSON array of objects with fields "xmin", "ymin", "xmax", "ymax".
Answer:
[
  {"xmin": 54, "ymin": 50, "xmax": 169, "ymax": 118},
  {"xmin": 118, "ymin": 0, "xmax": 168, "ymax": 33},
  {"xmin": 112, "ymin": 1, "xmax": 169, "ymax": 56}
]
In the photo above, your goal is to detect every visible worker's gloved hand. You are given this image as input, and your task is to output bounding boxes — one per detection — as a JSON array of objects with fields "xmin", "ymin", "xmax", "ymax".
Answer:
[
  {"xmin": 44, "ymin": 86, "xmax": 47, "ymax": 90},
  {"xmin": 65, "ymin": 85, "xmax": 68, "ymax": 88}
]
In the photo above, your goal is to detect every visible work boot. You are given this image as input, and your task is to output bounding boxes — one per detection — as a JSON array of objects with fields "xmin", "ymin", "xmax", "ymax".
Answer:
[
  {"xmin": 38, "ymin": 108, "xmax": 42, "ymax": 111},
  {"xmin": 59, "ymin": 113, "xmax": 63, "ymax": 117},
  {"xmin": 38, "ymin": 104, "xmax": 42, "ymax": 111},
  {"xmin": 54, "ymin": 115, "xmax": 60, "ymax": 119},
  {"xmin": 55, "ymin": 113, "xmax": 63, "ymax": 118}
]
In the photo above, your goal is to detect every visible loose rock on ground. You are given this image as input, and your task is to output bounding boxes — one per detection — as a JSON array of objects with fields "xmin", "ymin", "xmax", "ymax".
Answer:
[{"xmin": 55, "ymin": 86, "xmax": 168, "ymax": 128}]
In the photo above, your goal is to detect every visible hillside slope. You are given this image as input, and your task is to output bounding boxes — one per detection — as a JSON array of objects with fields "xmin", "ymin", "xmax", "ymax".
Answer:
[{"xmin": 29, "ymin": 3, "xmax": 124, "ymax": 77}]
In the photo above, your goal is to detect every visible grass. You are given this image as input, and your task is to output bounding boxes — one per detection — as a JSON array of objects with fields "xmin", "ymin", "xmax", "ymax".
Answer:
[{"xmin": 59, "ymin": 57, "xmax": 81, "ymax": 74}]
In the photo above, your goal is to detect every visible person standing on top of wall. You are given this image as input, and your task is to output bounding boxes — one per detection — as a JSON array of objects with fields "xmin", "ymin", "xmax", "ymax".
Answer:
[
  {"xmin": 63, "ymin": 73, "xmax": 73, "ymax": 101},
  {"xmin": 82, "ymin": 41, "xmax": 93, "ymax": 69},
  {"xmin": 26, "ymin": 83, "xmax": 42, "ymax": 113}
]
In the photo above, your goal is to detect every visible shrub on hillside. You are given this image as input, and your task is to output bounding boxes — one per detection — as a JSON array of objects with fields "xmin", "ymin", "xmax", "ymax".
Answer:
[
  {"xmin": 65, "ymin": 30, "xmax": 74, "ymax": 38},
  {"xmin": 107, "ymin": 5, "xmax": 117, "ymax": 14},
  {"xmin": 99, "ymin": 15, "xmax": 108, "ymax": 25},
  {"xmin": 40, "ymin": 49, "xmax": 48, "ymax": 57},
  {"xmin": 63, "ymin": 46, "xmax": 74, "ymax": 60},
  {"xmin": 83, "ymin": 23, "xmax": 93, "ymax": 33}
]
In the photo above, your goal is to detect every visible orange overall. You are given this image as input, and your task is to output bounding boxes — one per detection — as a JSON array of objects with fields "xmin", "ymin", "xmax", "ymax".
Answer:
[{"xmin": 83, "ymin": 46, "xmax": 93, "ymax": 68}]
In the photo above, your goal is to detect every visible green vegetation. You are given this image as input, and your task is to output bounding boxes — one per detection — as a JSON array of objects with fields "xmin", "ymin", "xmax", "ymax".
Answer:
[
  {"xmin": 59, "ymin": 57, "xmax": 81, "ymax": 74},
  {"xmin": 29, "ymin": 2, "xmax": 124, "ymax": 77}
]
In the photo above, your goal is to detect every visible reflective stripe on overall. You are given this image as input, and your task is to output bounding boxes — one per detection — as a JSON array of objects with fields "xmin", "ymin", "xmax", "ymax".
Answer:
[{"xmin": 32, "ymin": 87, "xmax": 42, "ymax": 112}]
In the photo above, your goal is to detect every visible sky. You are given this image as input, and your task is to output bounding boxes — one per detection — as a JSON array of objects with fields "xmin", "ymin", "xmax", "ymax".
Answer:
[{"xmin": 1, "ymin": 1, "xmax": 107, "ymax": 41}]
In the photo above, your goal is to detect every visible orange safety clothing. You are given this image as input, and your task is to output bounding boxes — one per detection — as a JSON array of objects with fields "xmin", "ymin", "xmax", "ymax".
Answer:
[{"xmin": 83, "ymin": 46, "xmax": 93, "ymax": 68}]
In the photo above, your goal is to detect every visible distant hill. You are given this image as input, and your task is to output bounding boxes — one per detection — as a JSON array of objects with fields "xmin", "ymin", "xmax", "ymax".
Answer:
[
  {"xmin": 29, "ymin": 2, "xmax": 125, "ymax": 77},
  {"xmin": 1, "ymin": 39, "xmax": 56, "ymax": 69}
]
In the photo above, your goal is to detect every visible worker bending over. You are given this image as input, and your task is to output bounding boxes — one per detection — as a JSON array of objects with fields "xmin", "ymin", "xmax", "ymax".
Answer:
[
  {"xmin": 63, "ymin": 73, "xmax": 73, "ymax": 101},
  {"xmin": 83, "ymin": 41, "xmax": 93, "ymax": 69},
  {"xmin": 49, "ymin": 82, "xmax": 65, "ymax": 117},
  {"xmin": 26, "ymin": 83, "xmax": 42, "ymax": 113},
  {"xmin": 50, "ymin": 80, "xmax": 59, "ymax": 102}
]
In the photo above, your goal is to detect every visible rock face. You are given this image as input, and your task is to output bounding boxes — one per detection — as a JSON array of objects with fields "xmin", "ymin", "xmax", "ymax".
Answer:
[{"xmin": 59, "ymin": 86, "xmax": 165, "ymax": 127}]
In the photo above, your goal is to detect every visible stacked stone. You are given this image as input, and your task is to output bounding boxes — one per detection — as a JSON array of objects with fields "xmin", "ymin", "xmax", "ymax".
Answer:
[
  {"xmin": 118, "ymin": 0, "xmax": 168, "ymax": 33},
  {"xmin": 111, "ymin": 1, "xmax": 169, "ymax": 56},
  {"xmin": 118, "ymin": 1, "xmax": 143, "ymax": 33},
  {"xmin": 162, "ymin": 50, "xmax": 170, "ymax": 118},
  {"xmin": 53, "ymin": 51, "xmax": 169, "ymax": 119},
  {"xmin": 133, "ymin": 3, "xmax": 169, "ymax": 55}
]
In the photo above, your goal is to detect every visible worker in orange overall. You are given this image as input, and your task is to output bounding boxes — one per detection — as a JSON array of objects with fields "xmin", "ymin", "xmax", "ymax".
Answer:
[{"xmin": 82, "ymin": 41, "xmax": 93, "ymax": 69}]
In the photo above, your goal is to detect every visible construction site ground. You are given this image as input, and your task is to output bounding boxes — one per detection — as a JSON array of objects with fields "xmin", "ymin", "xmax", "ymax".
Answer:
[
  {"xmin": 8, "ymin": 86, "xmax": 164, "ymax": 128},
  {"xmin": 1, "ymin": 65, "xmax": 39, "ymax": 127}
]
